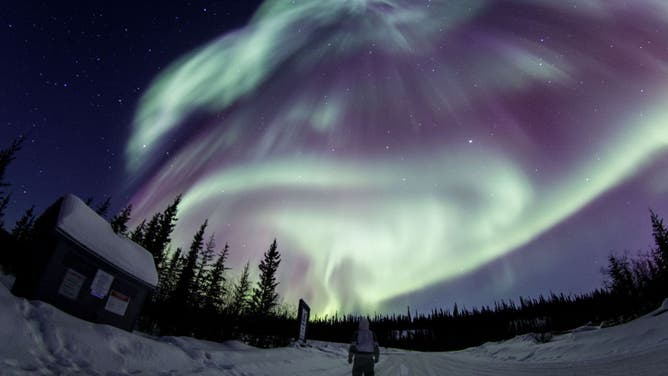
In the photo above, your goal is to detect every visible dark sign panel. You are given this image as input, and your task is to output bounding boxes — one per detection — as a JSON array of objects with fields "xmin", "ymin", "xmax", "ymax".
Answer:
[{"xmin": 297, "ymin": 299, "xmax": 310, "ymax": 342}]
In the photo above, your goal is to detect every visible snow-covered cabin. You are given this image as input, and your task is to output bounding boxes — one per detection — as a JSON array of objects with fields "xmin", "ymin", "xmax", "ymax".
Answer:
[{"xmin": 12, "ymin": 194, "xmax": 158, "ymax": 331}]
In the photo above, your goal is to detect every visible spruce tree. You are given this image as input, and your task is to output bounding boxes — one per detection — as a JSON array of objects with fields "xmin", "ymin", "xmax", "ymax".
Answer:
[
  {"xmin": 157, "ymin": 247, "xmax": 183, "ymax": 301},
  {"xmin": 605, "ymin": 253, "xmax": 635, "ymax": 295},
  {"xmin": 0, "ymin": 138, "xmax": 23, "ymax": 229},
  {"xmin": 231, "ymin": 261, "xmax": 251, "ymax": 315},
  {"xmin": 164, "ymin": 248, "xmax": 184, "ymax": 281},
  {"xmin": 111, "ymin": 204, "xmax": 132, "ymax": 236},
  {"xmin": 141, "ymin": 212, "xmax": 162, "ymax": 260},
  {"xmin": 251, "ymin": 239, "xmax": 281, "ymax": 316},
  {"xmin": 0, "ymin": 139, "xmax": 22, "ymax": 189},
  {"xmin": 205, "ymin": 243, "xmax": 230, "ymax": 311},
  {"xmin": 0, "ymin": 195, "xmax": 9, "ymax": 230},
  {"xmin": 11, "ymin": 205, "xmax": 36, "ymax": 242},
  {"xmin": 194, "ymin": 234, "xmax": 217, "ymax": 306},
  {"xmin": 95, "ymin": 196, "xmax": 112, "ymax": 218},
  {"xmin": 173, "ymin": 220, "xmax": 208, "ymax": 306},
  {"xmin": 130, "ymin": 219, "xmax": 146, "ymax": 244},
  {"xmin": 154, "ymin": 195, "xmax": 181, "ymax": 267},
  {"xmin": 650, "ymin": 210, "xmax": 668, "ymax": 273},
  {"xmin": 138, "ymin": 195, "xmax": 182, "ymax": 269}
]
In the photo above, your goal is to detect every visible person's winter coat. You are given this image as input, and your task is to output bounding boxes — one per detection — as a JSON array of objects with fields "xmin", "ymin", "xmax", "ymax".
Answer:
[{"xmin": 348, "ymin": 318, "xmax": 379, "ymax": 375}]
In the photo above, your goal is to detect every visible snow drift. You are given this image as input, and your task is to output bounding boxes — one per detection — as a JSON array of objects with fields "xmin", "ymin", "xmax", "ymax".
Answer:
[{"xmin": 1, "ymin": 277, "xmax": 667, "ymax": 375}]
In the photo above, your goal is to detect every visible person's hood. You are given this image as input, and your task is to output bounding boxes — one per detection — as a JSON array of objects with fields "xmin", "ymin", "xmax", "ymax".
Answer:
[{"xmin": 359, "ymin": 318, "xmax": 369, "ymax": 331}]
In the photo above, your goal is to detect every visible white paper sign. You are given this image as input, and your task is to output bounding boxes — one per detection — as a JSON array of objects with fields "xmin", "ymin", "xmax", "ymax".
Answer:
[
  {"xmin": 105, "ymin": 290, "xmax": 130, "ymax": 316},
  {"xmin": 90, "ymin": 269, "xmax": 114, "ymax": 298},
  {"xmin": 57, "ymin": 268, "xmax": 86, "ymax": 300}
]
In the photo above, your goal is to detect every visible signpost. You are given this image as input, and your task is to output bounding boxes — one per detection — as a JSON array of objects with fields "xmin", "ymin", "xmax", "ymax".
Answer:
[{"xmin": 297, "ymin": 299, "xmax": 310, "ymax": 342}]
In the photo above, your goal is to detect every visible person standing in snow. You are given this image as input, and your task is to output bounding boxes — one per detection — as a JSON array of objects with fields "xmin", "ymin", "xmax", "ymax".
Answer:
[{"xmin": 348, "ymin": 317, "xmax": 380, "ymax": 376}]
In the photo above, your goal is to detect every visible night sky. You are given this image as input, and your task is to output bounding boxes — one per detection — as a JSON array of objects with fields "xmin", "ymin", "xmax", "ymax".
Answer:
[{"xmin": 2, "ymin": 1, "xmax": 668, "ymax": 316}]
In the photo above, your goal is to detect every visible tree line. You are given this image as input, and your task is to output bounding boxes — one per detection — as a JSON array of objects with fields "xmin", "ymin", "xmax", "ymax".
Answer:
[
  {"xmin": 116, "ymin": 197, "xmax": 293, "ymax": 347},
  {"xmin": 0, "ymin": 138, "xmax": 666, "ymax": 351},
  {"xmin": 308, "ymin": 210, "xmax": 668, "ymax": 351},
  {"xmin": 0, "ymin": 138, "xmax": 295, "ymax": 347}
]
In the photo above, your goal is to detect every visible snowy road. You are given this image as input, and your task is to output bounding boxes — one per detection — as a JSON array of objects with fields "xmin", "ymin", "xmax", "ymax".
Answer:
[
  {"xmin": 371, "ymin": 348, "xmax": 668, "ymax": 376},
  {"xmin": 196, "ymin": 343, "xmax": 668, "ymax": 376}
]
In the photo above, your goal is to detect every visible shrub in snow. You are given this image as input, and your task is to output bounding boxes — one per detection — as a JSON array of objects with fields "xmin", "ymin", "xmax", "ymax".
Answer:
[
  {"xmin": 660, "ymin": 298, "xmax": 668, "ymax": 311},
  {"xmin": 532, "ymin": 332, "xmax": 553, "ymax": 344}
]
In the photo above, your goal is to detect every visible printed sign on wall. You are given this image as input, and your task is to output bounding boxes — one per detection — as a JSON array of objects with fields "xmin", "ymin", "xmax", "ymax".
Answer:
[
  {"xmin": 90, "ymin": 269, "xmax": 114, "ymax": 298},
  {"xmin": 104, "ymin": 290, "xmax": 130, "ymax": 316},
  {"xmin": 57, "ymin": 268, "xmax": 86, "ymax": 300}
]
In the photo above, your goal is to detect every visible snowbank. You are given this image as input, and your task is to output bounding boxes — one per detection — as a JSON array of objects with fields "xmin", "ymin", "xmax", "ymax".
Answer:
[
  {"xmin": 461, "ymin": 309, "xmax": 668, "ymax": 363},
  {"xmin": 1, "ymin": 277, "xmax": 667, "ymax": 375},
  {"xmin": 0, "ymin": 280, "xmax": 347, "ymax": 375}
]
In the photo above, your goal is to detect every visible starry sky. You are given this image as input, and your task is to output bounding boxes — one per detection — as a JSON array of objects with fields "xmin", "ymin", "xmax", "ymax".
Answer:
[{"xmin": 2, "ymin": 0, "xmax": 668, "ymax": 316}]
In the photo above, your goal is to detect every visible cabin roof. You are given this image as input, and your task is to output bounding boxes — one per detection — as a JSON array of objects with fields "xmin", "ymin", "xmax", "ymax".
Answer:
[{"xmin": 55, "ymin": 194, "xmax": 158, "ymax": 287}]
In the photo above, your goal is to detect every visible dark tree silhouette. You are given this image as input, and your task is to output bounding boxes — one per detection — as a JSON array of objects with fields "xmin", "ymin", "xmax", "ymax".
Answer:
[
  {"xmin": 230, "ymin": 261, "xmax": 252, "ymax": 315},
  {"xmin": 157, "ymin": 247, "xmax": 184, "ymax": 302},
  {"xmin": 111, "ymin": 204, "xmax": 132, "ymax": 235},
  {"xmin": 173, "ymin": 220, "xmax": 208, "ymax": 306},
  {"xmin": 205, "ymin": 242, "xmax": 230, "ymax": 311},
  {"xmin": 251, "ymin": 239, "xmax": 281, "ymax": 316},
  {"xmin": 194, "ymin": 233, "xmax": 217, "ymax": 305},
  {"xmin": 650, "ymin": 210, "xmax": 668, "ymax": 275},
  {"xmin": 141, "ymin": 213, "xmax": 162, "ymax": 263},
  {"xmin": 0, "ymin": 195, "xmax": 10, "ymax": 230},
  {"xmin": 137, "ymin": 195, "xmax": 182, "ymax": 270},
  {"xmin": 130, "ymin": 219, "xmax": 146, "ymax": 244},
  {"xmin": 0, "ymin": 138, "xmax": 23, "ymax": 229},
  {"xmin": 11, "ymin": 205, "xmax": 36, "ymax": 242},
  {"xmin": 155, "ymin": 195, "xmax": 182, "ymax": 267},
  {"xmin": 605, "ymin": 253, "xmax": 634, "ymax": 294},
  {"xmin": 95, "ymin": 196, "xmax": 112, "ymax": 218}
]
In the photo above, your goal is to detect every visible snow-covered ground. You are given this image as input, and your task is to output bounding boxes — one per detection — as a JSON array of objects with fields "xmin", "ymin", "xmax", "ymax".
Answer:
[{"xmin": 1, "ymin": 276, "xmax": 667, "ymax": 375}]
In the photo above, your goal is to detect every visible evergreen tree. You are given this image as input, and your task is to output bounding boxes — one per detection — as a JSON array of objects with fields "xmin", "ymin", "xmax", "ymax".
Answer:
[
  {"xmin": 194, "ymin": 234, "xmax": 217, "ymax": 306},
  {"xmin": 111, "ymin": 204, "xmax": 132, "ymax": 236},
  {"xmin": 205, "ymin": 243, "xmax": 230, "ymax": 311},
  {"xmin": 154, "ymin": 195, "xmax": 181, "ymax": 267},
  {"xmin": 251, "ymin": 239, "xmax": 281, "ymax": 316},
  {"xmin": 230, "ymin": 261, "xmax": 252, "ymax": 315},
  {"xmin": 0, "ymin": 195, "xmax": 11, "ymax": 230},
  {"xmin": 0, "ymin": 138, "xmax": 23, "ymax": 229},
  {"xmin": 157, "ymin": 247, "xmax": 183, "ymax": 301},
  {"xmin": 138, "ymin": 195, "xmax": 182, "ymax": 269},
  {"xmin": 130, "ymin": 219, "xmax": 146, "ymax": 244},
  {"xmin": 11, "ymin": 205, "xmax": 36, "ymax": 242},
  {"xmin": 141, "ymin": 212, "xmax": 162, "ymax": 259},
  {"xmin": 95, "ymin": 196, "xmax": 112, "ymax": 218},
  {"xmin": 0, "ymin": 139, "xmax": 21, "ymax": 189},
  {"xmin": 650, "ymin": 210, "xmax": 668, "ymax": 273},
  {"xmin": 84, "ymin": 197, "xmax": 95, "ymax": 206},
  {"xmin": 165, "ymin": 248, "xmax": 184, "ymax": 281},
  {"xmin": 605, "ymin": 253, "xmax": 635, "ymax": 295},
  {"xmin": 173, "ymin": 220, "xmax": 208, "ymax": 306}
]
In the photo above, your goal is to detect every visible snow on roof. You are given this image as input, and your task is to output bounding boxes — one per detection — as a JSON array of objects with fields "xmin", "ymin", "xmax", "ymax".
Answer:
[{"xmin": 55, "ymin": 194, "xmax": 158, "ymax": 287}]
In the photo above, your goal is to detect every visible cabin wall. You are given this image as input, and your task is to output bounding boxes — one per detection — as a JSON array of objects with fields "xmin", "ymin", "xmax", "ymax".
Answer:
[{"xmin": 29, "ymin": 237, "xmax": 150, "ymax": 331}]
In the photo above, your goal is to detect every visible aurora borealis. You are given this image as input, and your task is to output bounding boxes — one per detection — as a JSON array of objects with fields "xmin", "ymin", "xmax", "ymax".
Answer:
[{"xmin": 124, "ymin": 0, "xmax": 668, "ymax": 315}]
